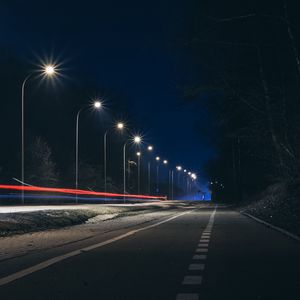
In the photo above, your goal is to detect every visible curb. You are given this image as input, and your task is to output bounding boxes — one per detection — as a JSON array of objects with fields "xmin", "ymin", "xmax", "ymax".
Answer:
[{"xmin": 241, "ymin": 212, "xmax": 300, "ymax": 242}]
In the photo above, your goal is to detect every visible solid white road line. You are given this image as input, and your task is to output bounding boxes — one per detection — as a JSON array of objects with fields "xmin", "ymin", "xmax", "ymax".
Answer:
[
  {"xmin": 188, "ymin": 263, "xmax": 205, "ymax": 271},
  {"xmin": 176, "ymin": 293, "xmax": 199, "ymax": 300},
  {"xmin": 182, "ymin": 276, "xmax": 202, "ymax": 285},
  {"xmin": 0, "ymin": 210, "xmax": 192, "ymax": 287}
]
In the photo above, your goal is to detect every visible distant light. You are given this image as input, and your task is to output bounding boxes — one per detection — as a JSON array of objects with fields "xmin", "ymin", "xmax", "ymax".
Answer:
[
  {"xmin": 163, "ymin": 160, "xmax": 168, "ymax": 164},
  {"xmin": 188, "ymin": 172, "xmax": 191, "ymax": 175},
  {"xmin": 156, "ymin": 156, "xmax": 160, "ymax": 161},
  {"xmin": 176, "ymin": 166, "xmax": 182, "ymax": 171},
  {"xmin": 136, "ymin": 152, "xmax": 141, "ymax": 156},
  {"xmin": 117, "ymin": 122, "xmax": 124, "ymax": 129},
  {"xmin": 94, "ymin": 101, "xmax": 102, "ymax": 109},
  {"xmin": 191, "ymin": 173, "xmax": 197, "ymax": 180},
  {"xmin": 184, "ymin": 169, "xmax": 187, "ymax": 173},
  {"xmin": 44, "ymin": 65, "xmax": 55, "ymax": 76},
  {"xmin": 147, "ymin": 145, "xmax": 153, "ymax": 151},
  {"xmin": 134, "ymin": 136, "xmax": 141, "ymax": 144}
]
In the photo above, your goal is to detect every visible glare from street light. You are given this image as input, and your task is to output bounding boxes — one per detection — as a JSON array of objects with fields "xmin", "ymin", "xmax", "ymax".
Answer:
[
  {"xmin": 188, "ymin": 171, "xmax": 191, "ymax": 175},
  {"xmin": 184, "ymin": 169, "xmax": 187, "ymax": 173},
  {"xmin": 94, "ymin": 101, "xmax": 102, "ymax": 109},
  {"xmin": 136, "ymin": 152, "xmax": 141, "ymax": 156},
  {"xmin": 156, "ymin": 156, "xmax": 160, "ymax": 161},
  {"xmin": 133, "ymin": 136, "xmax": 141, "ymax": 144},
  {"xmin": 117, "ymin": 122, "xmax": 124, "ymax": 129},
  {"xmin": 163, "ymin": 160, "xmax": 168, "ymax": 164},
  {"xmin": 176, "ymin": 166, "xmax": 182, "ymax": 171},
  {"xmin": 44, "ymin": 65, "xmax": 55, "ymax": 76},
  {"xmin": 148, "ymin": 145, "xmax": 153, "ymax": 151}
]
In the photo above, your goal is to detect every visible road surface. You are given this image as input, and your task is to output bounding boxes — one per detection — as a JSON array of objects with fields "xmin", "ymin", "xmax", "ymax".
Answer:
[{"xmin": 0, "ymin": 203, "xmax": 299, "ymax": 299}]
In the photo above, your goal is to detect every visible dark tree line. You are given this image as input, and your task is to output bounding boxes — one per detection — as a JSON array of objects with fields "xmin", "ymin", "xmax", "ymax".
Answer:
[{"xmin": 184, "ymin": 2, "xmax": 300, "ymax": 202}]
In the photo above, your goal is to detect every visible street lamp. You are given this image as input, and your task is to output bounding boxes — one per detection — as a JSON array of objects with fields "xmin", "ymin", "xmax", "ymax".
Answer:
[
  {"xmin": 136, "ymin": 151, "xmax": 141, "ymax": 194},
  {"xmin": 103, "ymin": 121, "xmax": 124, "ymax": 196},
  {"xmin": 44, "ymin": 65, "xmax": 56, "ymax": 76},
  {"xmin": 147, "ymin": 145, "xmax": 153, "ymax": 195},
  {"xmin": 21, "ymin": 64, "xmax": 57, "ymax": 204},
  {"xmin": 123, "ymin": 135, "xmax": 141, "ymax": 202},
  {"xmin": 75, "ymin": 100, "xmax": 102, "ymax": 202},
  {"xmin": 155, "ymin": 156, "xmax": 160, "ymax": 194},
  {"xmin": 175, "ymin": 165, "xmax": 183, "ymax": 197}
]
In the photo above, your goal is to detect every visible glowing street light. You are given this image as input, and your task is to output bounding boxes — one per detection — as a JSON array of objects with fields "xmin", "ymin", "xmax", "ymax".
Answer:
[
  {"xmin": 21, "ymin": 64, "xmax": 58, "ymax": 204},
  {"xmin": 117, "ymin": 122, "xmax": 124, "ymax": 129},
  {"xmin": 104, "ymin": 121, "xmax": 125, "ymax": 196},
  {"xmin": 191, "ymin": 173, "xmax": 197, "ymax": 180},
  {"xmin": 176, "ymin": 166, "xmax": 182, "ymax": 171},
  {"xmin": 44, "ymin": 65, "xmax": 56, "ymax": 76},
  {"xmin": 156, "ymin": 156, "xmax": 160, "ymax": 161},
  {"xmin": 75, "ymin": 100, "xmax": 102, "ymax": 202},
  {"xmin": 93, "ymin": 101, "xmax": 101, "ymax": 109},
  {"xmin": 134, "ymin": 136, "xmax": 141, "ymax": 144},
  {"xmin": 147, "ymin": 145, "xmax": 153, "ymax": 151},
  {"xmin": 163, "ymin": 160, "xmax": 168, "ymax": 164}
]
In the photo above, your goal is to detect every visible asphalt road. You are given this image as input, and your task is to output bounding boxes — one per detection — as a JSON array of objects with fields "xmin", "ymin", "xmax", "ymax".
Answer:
[{"xmin": 0, "ymin": 204, "xmax": 299, "ymax": 300}]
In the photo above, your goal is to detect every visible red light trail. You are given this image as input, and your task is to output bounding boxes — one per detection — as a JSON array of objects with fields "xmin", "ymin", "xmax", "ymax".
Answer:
[{"xmin": 0, "ymin": 185, "xmax": 166, "ymax": 200}]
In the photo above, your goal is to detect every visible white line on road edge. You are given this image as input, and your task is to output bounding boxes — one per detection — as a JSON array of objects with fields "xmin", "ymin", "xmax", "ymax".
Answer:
[
  {"xmin": 0, "ymin": 210, "xmax": 192, "ymax": 287},
  {"xmin": 242, "ymin": 212, "xmax": 300, "ymax": 242}
]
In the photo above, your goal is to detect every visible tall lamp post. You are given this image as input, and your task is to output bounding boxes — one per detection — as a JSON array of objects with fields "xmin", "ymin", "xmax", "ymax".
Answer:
[
  {"xmin": 175, "ymin": 166, "xmax": 182, "ymax": 199},
  {"xmin": 123, "ymin": 135, "xmax": 141, "ymax": 202},
  {"xmin": 103, "ymin": 122, "xmax": 124, "ymax": 195},
  {"xmin": 75, "ymin": 100, "xmax": 102, "ymax": 203},
  {"xmin": 21, "ymin": 65, "xmax": 56, "ymax": 204},
  {"xmin": 155, "ymin": 156, "xmax": 160, "ymax": 194},
  {"xmin": 136, "ymin": 151, "xmax": 141, "ymax": 194},
  {"xmin": 171, "ymin": 169, "xmax": 174, "ymax": 199},
  {"xmin": 147, "ymin": 145, "xmax": 153, "ymax": 195},
  {"xmin": 163, "ymin": 159, "xmax": 168, "ymax": 196}
]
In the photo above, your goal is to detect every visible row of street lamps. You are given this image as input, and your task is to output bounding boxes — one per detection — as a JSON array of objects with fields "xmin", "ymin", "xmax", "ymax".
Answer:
[{"xmin": 20, "ymin": 64, "xmax": 198, "ymax": 203}]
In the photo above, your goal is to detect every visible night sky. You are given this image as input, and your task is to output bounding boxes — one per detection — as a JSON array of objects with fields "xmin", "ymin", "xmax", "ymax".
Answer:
[{"xmin": 0, "ymin": 0, "xmax": 215, "ymax": 180}]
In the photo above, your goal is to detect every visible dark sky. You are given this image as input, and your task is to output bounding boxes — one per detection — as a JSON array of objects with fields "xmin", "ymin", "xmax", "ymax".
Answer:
[{"xmin": 0, "ymin": 0, "xmax": 215, "ymax": 179}]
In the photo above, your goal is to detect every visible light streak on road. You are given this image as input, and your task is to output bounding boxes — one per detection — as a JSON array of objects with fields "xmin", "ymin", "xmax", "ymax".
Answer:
[{"xmin": 0, "ymin": 185, "xmax": 167, "ymax": 201}]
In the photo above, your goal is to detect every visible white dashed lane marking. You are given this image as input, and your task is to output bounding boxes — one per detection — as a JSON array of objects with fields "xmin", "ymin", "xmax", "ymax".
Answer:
[
  {"xmin": 176, "ymin": 206, "xmax": 217, "ymax": 299},
  {"xmin": 193, "ymin": 254, "xmax": 207, "ymax": 260},
  {"xmin": 182, "ymin": 276, "xmax": 202, "ymax": 285},
  {"xmin": 176, "ymin": 293, "xmax": 199, "ymax": 300},
  {"xmin": 198, "ymin": 243, "xmax": 209, "ymax": 247},
  {"xmin": 188, "ymin": 263, "xmax": 205, "ymax": 271},
  {"xmin": 196, "ymin": 248, "xmax": 208, "ymax": 253}
]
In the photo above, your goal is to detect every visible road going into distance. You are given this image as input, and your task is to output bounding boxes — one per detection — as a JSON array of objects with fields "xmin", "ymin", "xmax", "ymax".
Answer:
[{"xmin": 0, "ymin": 202, "xmax": 299, "ymax": 300}]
